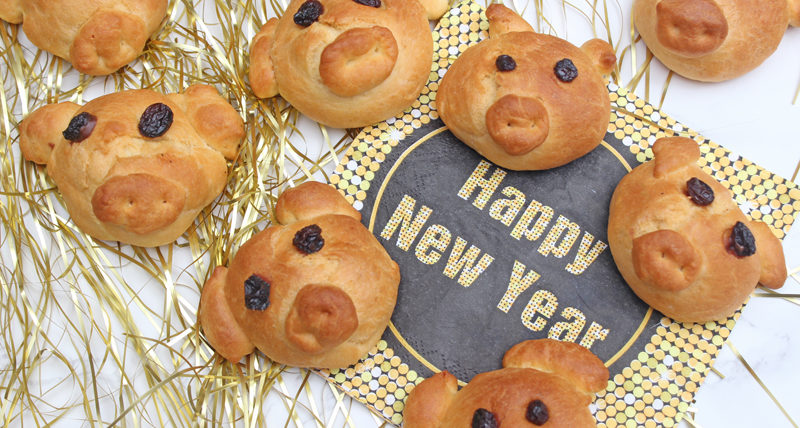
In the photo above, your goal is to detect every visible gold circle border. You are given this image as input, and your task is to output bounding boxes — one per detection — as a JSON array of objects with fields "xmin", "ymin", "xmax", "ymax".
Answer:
[{"xmin": 365, "ymin": 126, "xmax": 653, "ymax": 384}]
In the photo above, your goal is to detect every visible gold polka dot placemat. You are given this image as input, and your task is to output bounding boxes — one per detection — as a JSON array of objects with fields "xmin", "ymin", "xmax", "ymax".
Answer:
[{"xmin": 320, "ymin": 1, "xmax": 798, "ymax": 426}]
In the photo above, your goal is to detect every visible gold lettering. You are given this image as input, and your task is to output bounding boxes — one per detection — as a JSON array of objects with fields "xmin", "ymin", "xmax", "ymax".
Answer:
[
  {"xmin": 497, "ymin": 260, "xmax": 541, "ymax": 313},
  {"xmin": 510, "ymin": 200, "xmax": 554, "ymax": 241},
  {"xmin": 380, "ymin": 195, "xmax": 432, "ymax": 251},
  {"xmin": 548, "ymin": 307, "xmax": 586, "ymax": 342},
  {"xmin": 457, "ymin": 160, "xmax": 506, "ymax": 210},
  {"xmin": 537, "ymin": 215, "xmax": 580, "ymax": 258},
  {"xmin": 489, "ymin": 186, "xmax": 526, "ymax": 226},
  {"xmin": 444, "ymin": 237, "xmax": 495, "ymax": 287},
  {"xmin": 415, "ymin": 225, "xmax": 452, "ymax": 265},
  {"xmin": 566, "ymin": 233, "xmax": 608, "ymax": 275},
  {"xmin": 579, "ymin": 322, "xmax": 609, "ymax": 349},
  {"xmin": 521, "ymin": 290, "xmax": 558, "ymax": 332}
]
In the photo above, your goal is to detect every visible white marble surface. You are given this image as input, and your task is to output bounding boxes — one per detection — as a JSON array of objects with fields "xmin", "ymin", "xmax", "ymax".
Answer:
[{"xmin": 2, "ymin": 1, "xmax": 798, "ymax": 427}]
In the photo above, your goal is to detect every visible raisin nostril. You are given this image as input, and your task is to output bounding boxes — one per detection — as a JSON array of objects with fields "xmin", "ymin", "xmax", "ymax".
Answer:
[
  {"xmin": 62, "ymin": 112, "xmax": 98, "ymax": 143},
  {"xmin": 294, "ymin": 0, "xmax": 324, "ymax": 27}
]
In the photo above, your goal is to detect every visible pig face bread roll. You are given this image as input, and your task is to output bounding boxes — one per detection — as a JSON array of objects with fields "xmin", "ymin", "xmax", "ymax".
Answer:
[
  {"xmin": 436, "ymin": 4, "xmax": 616, "ymax": 171},
  {"xmin": 198, "ymin": 181, "xmax": 401, "ymax": 368},
  {"xmin": 0, "ymin": 0, "xmax": 167, "ymax": 75},
  {"xmin": 607, "ymin": 137, "xmax": 787, "ymax": 322},
  {"xmin": 19, "ymin": 85, "xmax": 244, "ymax": 247},
  {"xmin": 404, "ymin": 339, "xmax": 609, "ymax": 428},
  {"xmin": 248, "ymin": 0, "xmax": 448, "ymax": 128},
  {"xmin": 633, "ymin": 0, "xmax": 800, "ymax": 81}
]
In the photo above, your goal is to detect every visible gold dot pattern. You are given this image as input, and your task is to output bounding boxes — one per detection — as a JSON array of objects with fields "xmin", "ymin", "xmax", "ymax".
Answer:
[
  {"xmin": 489, "ymin": 187, "xmax": 526, "ymax": 226},
  {"xmin": 607, "ymin": 84, "xmax": 798, "ymax": 239},
  {"xmin": 323, "ymin": 4, "xmax": 798, "ymax": 426},
  {"xmin": 322, "ymin": 340, "xmax": 423, "ymax": 425},
  {"xmin": 442, "ymin": 237, "xmax": 495, "ymax": 287},
  {"xmin": 566, "ymin": 233, "xmax": 608, "ymax": 275},
  {"xmin": 592, "ymin": 313, "xmax": 738, "ymax": 427},
  {"xmin": 415, "ymin": 224, "xmax": 451, "ymax": 264},
  {"xmin": 497, "ymin": 260, "xmax": 541, "ymax": 313}
]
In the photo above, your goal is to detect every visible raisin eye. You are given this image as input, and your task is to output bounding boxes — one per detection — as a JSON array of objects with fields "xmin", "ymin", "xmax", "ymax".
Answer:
[
  {"xmin": 138, "ymin": 103, "xmax": 173, "ymax": 138},
  {"xmin": 686, "ymin": 177, "xmax": 714, "ymax": 206},
  {"xmin": 727, "ymin": 221, "xmax": 756, "ymax": 257},
  {"xmin": 526, "ymin": 400, "xmax": 549, "ymax": 425},
  {"xmin": 62, "ymin": 112, "xmax": 97, "ymax": 143},
  {"xmin": 554, "ymin": 58, "xmax": 578, "ymax": 82},
  {"xmin": 472, "ymin": 408, "xmax": 498, "ymax": 428},
  {"xmin": 495, "ymin": 54, "xmax": 516, "ymax": 72},
  {"xmin": 294, "ymin": 0, "xmax": 324, "ymax": 27},
  {"xmin": 244, "ymin": 274, "xmax": 271, "ymax": 311},
  {"xmin": 294, "ymin": 224, "xmax": 324, "ymax": 254},
  {"xmin": 354, "ymin": 0, "xmax": 381, "ymax": 7}
]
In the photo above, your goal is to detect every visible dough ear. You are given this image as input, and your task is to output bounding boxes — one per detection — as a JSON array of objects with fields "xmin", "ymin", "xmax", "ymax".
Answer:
[
  {"xmin": 19, "ymin": 102, "xmax": 81, "ymax": 165},
  {"xmin": 199, "ymin": 266, "xmax": 255, "ymax": 362},
  {"xmin": 418, "ymin": 0, "xmax": 449, "ymax": 20},
  {"xmin": 275, "ymin": 181, "xmax": 360, "ymax": 224},
  {"xmin": 652, "ymin": 136, "xmax": 701, "ymax": 178},
  {"xmin": 748, "ymin": 221, "xmax": 787, "ymax": 289},
  {"xmin": 403, "ymin": 371, "xmax": 458, "ymax": 428},
  {"xmin": 0, "ymin": 0, "xmax": 23, "ymax": 23},
  {"xmin": 486, "ymin": 4, "xmax": 534, "ymax": 36},
  {"xmin": 502, "ymin": 339, "xmax": 609, "ymax": 397},
  {"xmin": 581, "ymin": 38, "xmax": 617, "ymax": 75},
  {"xmin": 70, "ymin": 8, "xmax": 149, "ymax": 75},
  {"xmin": 174, "ymin": 84, "xmax": 244, "ymax": 160},
  {"xmin": 249, "ymin": 19, "xmax": 280, "ymax": 98},
  {"xmin": 790, "ymin": 0, "xmax": 800, "ymax": 27}
]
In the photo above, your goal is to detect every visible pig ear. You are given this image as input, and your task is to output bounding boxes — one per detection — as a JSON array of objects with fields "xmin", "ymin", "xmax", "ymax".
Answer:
[
  {"xmin": 790, "ymin": 0, "xmax": 800, "ymax": 27},
  {"xmin": 403, "ymin": 371, "xmax": 458, "ymax": 428},
  {"xmin": 418, "ymin": 0, "xmax": 449, "ymax": 20},
  {"xmin": 651, "ymin": 136, "xmax": 700, "ymax": 178},
  {"xmin": 580, "ymin": 39, "xmax": 617, "ymax": 76},
  {"xmin": 486, "ymin": 4, "xmax": 534, "ymax": 37},
  {"xmin": 747, "ymin": 221, "xmax": 787, "ymax": 289},
  {"xmin": 249, "ymin": 19, "xmax": 280, "ymax": 98},
  {"xmin": 19, "ymin": 102, "xmax": 81, "ymax": 165}
]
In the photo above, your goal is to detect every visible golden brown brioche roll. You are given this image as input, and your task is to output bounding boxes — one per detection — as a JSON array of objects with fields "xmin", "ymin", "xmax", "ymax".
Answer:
[
  {"xmin": 608, "ymin": 137, "xmax": 786, "ymax": 322},
  {"xmin": 198, "ymin": 181, "xmax": 401, "ymax": 368},
  {"xmin": 436, "ymin": 4, "xmax": 615, "ymax": 171},
  {"xmin": 404, "ymin": 339, "xmax": 609, "ymax": 428},
  {"xmin": 0, "ymin": 0, "xmax": 167, "ymax": 75},
  {"xmin": 633, "ymin": 0, "xmax": 797, "ymax": 82},
  {"xmin": 19, "ymin": 85, "xmax": 244, "ymax": 247},
  {"xmin": 248, "ymin": 0, "xmax": 448, "ymax": 129}
]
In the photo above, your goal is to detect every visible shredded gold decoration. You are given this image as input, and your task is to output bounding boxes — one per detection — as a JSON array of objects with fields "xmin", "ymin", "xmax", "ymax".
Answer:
[{"xmin": 1, "ymin": 0, "xmax": 796, "ymax": 426}]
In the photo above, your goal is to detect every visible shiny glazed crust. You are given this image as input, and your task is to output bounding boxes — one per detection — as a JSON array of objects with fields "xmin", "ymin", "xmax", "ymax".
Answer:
[
  {"xmin": 437, "ymin": 4, "xmax": 615, "ymax": 171},
  {"xmin": 608, "ymin": 137, "xmax": 786, "ymax": 321},
  {"xmin": 0, "ymin": 0, "xmax": 167, "ymax": 75},
  {"xmin": 249, "ymin": 0, "xmax": 446, "ymax": 128},
  {"xmin": 18, "ymin": 85, "xmax": 244, "ymax": 247},
  {"xmin": 198, "ymin": 182, "xmax": 401, "ymax": 368},
  {"xmin": 404, "ymin": 339, "xmax": 609, "ymax": 428},
  {"xmin": 633, "ymin": 0, "xmax": 792, "ymax": 82}
]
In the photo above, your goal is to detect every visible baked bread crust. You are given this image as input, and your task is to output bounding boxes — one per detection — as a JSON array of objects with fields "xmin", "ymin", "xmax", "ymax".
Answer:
[
  {"xmin": 248, "ymin": 0, "xmax": 447, "ymax": 128},
  {"xmin": 437, "ymin": 4, "xmax": 615, "ymax": 171},
  {"xmin": 198, "ymin": 181, "xmax": 401, "ymax": 368},
  {"xmin": 633, "ymin": 0, "xmax": 793, "ymax": 82},
  {"xmin": 19, "ymin": 85, "xmax": 244, "ymax": 247},
  {"xmin": 608, "ymin": 137, "xmax": 786, "ymax": 322},
  {"xmin": 404, "ymin": 339, "xmax": 609, "ymax": 428},
  {"xmin": 0, "ymin": 0, "xmax": 167, "ymax": 75}
]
